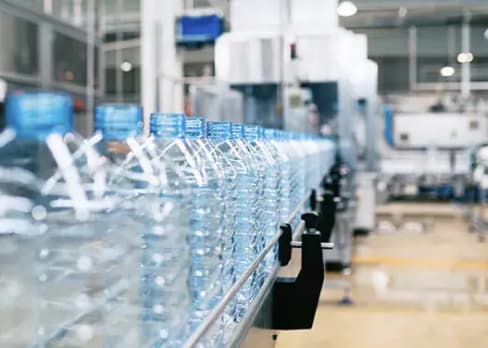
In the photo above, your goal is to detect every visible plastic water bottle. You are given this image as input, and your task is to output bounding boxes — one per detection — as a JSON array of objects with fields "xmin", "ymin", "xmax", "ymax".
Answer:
[
  {"xmin": 285, "ymin": 132, "xmax": 306, "ymax": 226},
  {"xmin": 184, "ymin": 116, "xmax": 228, "ymax": 347},
  {"xmin": 0, "ymin": 93, "xmax": 68, "ymax": 347},
  {"xmin": 243, "ymin": 126, "xmax": 279, "ymax": 282},
  {"xmin": 96, "ymin": 105, "xmax": 191, "ymax": 348},
  {"xmin": 149, "ymin": 113, "xmax": 223, "ymax": 345},
  {"xmin": 207, "ymin": 122, "xmax": 258, "ymax": 323},
  {"xmin": 186, "ymin": 118, "xmax": 232, "ymax": 291},
  {"xmin": 0, "ymin": 93, "xmax": 132, "ymax": 348},
  {"xmin": 266, "ymin": 130, "xmax": 292, "ymax": 223},
  {"xmin": 261, "ymin": 128, "xmax": 285, "ymax": 270},
  {"xmin": 206, "ymin": 122, "xmax": 242, "ymax": 346},
  {"xmin": 241, "ymin": 126, "xmax": 266, "ymax": 286},
  {"xmin": 318, "ymin": 136, "xmax": 336, "ymax": 181}
]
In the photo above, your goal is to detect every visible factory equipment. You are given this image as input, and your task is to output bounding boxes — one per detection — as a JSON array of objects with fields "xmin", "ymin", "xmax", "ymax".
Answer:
[
  {"xmin": 321, "ymin": 159, "xmax": 356, "ymax": 270},
  {"xmin": 214, "ymin": 0, "xmax": 379, "ymax": 271},
  {"xmin": 468, "ymin": 144, "xmax": 488, "ymax": 241},
  {"xmin": 189, "ymin": 83, "xmax": 244, "ymax": 123},
  {"xmin": 215, "ymin": 32, "xmax": 284, "ymax": 128},
  {"xmin": 380, "ymin": 109, "xmax": 485, "ymax": 201},
  {"xmin": 354, "ymin": 172, "xmax": 377, "ymax": 234},
  {"xmin": 282, "ymin": 87, "xmax": 314, "ymax": 133},
  {"xmin": 185, "ymin": 192, "xmax": 336, "ymax": 347}
]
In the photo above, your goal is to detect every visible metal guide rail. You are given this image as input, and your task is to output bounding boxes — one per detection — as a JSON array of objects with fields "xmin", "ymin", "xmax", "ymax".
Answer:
[{"xmin": 182, "ymin": 189, "xmax": 335, "ymax": 348}]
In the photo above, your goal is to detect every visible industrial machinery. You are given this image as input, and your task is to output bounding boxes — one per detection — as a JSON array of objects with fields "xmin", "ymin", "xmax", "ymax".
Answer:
[
  {"xmin": 354, "ymin": 172, "xmax": 377, "ymax": 235},
  {"xmin": 183, "ymin": 190, "xmax": 337, "ymax": 347},
  {"xmin": 189, "ymin": 83, "xmax": 245, "ymax": 123},
  {"xmin": 380, "ymin": 109, "xmax": 486, "ymax": 201},
  {"xmin": 468, "ymin": 144, "xmax": 488, "ymax": 241},
  {"xmin": 214, "ymin": 0, "xmax": 379, "ymax": 270}
]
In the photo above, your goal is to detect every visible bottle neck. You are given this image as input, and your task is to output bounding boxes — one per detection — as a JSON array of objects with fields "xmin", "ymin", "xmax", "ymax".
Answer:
[
  {"xmin": 95, "ymin": 104, "xmax": 143, "ymax": 140},
  {"xmin": 243, "ymin": 125, "xmax": 263, "ymax": 141},
  {"xmin": 207, "ymin": 122, "xmax": 232, "ymax": 140},
  {"xmin": 231, "ymin": 124, "xmax": 244, "ymax": 139},
  {"xmin": 150, "ymin": 113, "xmax": 186, "ymax": 139},
  {"xmin": 185, "ymin": 117, "xmax": 206, "ymax": 139}
]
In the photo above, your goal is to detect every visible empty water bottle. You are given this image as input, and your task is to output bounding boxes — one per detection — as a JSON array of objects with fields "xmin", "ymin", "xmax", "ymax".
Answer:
[
  {"xmin": 0, "ymin": 93, "xmax": 134, "ymax": 348},
  {"xmin": 242, "ymin": 126, "xmax": 278, "ymax": 284},
  {"xmin": 148, "ymin": 113, "xmax": 224, "ymax": 347},
  {"xmin": 96, "ymin": 104, "xmax": 191, "ymax": 348}
]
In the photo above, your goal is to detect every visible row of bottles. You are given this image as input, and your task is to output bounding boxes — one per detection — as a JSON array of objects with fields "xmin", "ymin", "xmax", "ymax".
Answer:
[{"xmin": 0, "ymin": 92, "xmax": 335, "ymax": 348}]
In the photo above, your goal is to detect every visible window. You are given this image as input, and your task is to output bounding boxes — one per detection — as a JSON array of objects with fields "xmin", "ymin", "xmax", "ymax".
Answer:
[
  {"xmin": 354, "ymin": 28, "xmax": 410, "ymax": 93},
  {"xmin": 0, "ymin": 10, "xmax": 39, "ymax": 76},
  {"xmin": 53, "ymin": 32, "xmax": 88, "ymax": 86}
]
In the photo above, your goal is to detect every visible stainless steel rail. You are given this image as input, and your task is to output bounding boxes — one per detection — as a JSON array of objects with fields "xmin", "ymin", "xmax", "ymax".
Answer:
[
  {"xmin": 228, "ymin": 265, "xmax": 280, "ymax": 348},
  {"xmin": 181, "ymin": 227, "xmax": 283, "ymax": 348}
]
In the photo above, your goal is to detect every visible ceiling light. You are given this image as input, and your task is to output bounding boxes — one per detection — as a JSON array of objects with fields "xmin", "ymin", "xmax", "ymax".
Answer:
[
  {"xmin": 440, "ymin": 66, "xmax": 455, "ymax": 77},
  {"xmin": 337, "ymin": 1, "xmax": 357, "ymax": 17},
  {"xmin": 120, "ymin": 61, "xmax": 133, "ymax": 72},
  {"xmin": 457, "ymin": 52, "xmax": 474, "ymax": 64}
]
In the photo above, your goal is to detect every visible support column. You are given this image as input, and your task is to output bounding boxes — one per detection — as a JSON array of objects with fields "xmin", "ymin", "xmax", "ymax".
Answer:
[
  {"xmin": 461, "ymin": 12, "xmax": 471, "ymax": 98},
  {"xmin": 141, "ymin": 0, "xmax": 184, "ymax": 132}
]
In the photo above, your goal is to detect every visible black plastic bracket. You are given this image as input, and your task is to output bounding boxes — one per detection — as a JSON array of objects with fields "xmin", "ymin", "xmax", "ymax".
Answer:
[
  {"xmin": 278, "ymin": 223, "xmax": 292, "ymax": 266},
  {"xmin": 317, "ymin": 192, "xmax": 336, "ymax": 242},
  {"xmin": 309, "ymin": 189, "xmax": 317, "ymax": 211},
  {"xmin": 272, "ymin": 218, "xmax": 325, "ymax": 330}
]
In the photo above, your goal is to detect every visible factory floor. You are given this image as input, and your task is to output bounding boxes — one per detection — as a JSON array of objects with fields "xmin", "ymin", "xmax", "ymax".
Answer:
[{"xmin": 276, "ymin": 203, "xmax": 488, "ymax": 348}]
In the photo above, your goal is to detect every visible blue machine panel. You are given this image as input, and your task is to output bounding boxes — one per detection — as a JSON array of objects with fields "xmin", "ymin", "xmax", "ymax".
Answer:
[
  {"xmin": 383, "ymin": 105, "xmax": 394, "ymax": 147},
  {"xmin": 177, "ymin": 14, "xmax": 223, "ymax": 44}
]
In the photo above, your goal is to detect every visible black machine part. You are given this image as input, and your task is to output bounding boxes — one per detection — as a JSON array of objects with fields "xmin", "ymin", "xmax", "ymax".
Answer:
[{"xmin": 272, "ymin": 212, "xmax": 327, "ymax": 330}]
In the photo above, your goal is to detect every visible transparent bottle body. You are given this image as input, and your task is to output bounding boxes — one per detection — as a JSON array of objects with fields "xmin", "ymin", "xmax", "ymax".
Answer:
[
  {"xmin": 0, "ymin": 131, "xmax": 145, "ymax": 348},
  {"xmin": 100, "ymin": 136, "xmax": 193, "ymax": 348},
  {"xmin": 275, "ymin": 139, "xmax": 303, "ymax": 229},
  {"xmin": 259, "ymin": 137, "xmax": 284, "ymax": 274},
  {"xmin": 147, "ymin": 135, "xmax": 224, "ymax": 346},
  {"xmin": 188, "ymin": 136, "xmax": 236, "ymax": 346},
  {"xmin": 208, "ymin": 136, "xmax": 261, "ymax": 324},
  {"xmin": 0, "ymin": 137, "xmax": 38, "ymax": 348}
]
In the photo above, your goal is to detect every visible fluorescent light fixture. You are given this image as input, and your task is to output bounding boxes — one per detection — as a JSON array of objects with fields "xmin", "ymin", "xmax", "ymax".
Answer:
[
  {"xmin": 440, "ymin": 66, "xmax": 455, "ymax": 77},
  {"xmin": 457, "ymin": 52, "xmax": 474, "ymax": 64},
  {"xmin": 337, "ymin": 1, "xmax": 357, "ymax": 17},
  {"xmin": 120, "ymin": 61, "xmax": 133, "ymax": 72}
]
